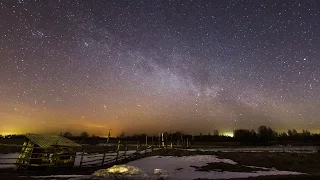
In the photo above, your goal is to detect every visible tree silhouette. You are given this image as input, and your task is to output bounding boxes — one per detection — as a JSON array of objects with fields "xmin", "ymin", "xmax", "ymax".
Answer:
[
  {"xmin": 63, "ymin": 132, "xmax": 73, "ymax": 138},
  {"xmin": 120, "ymin": 132, "xmax": 125, "ymax": 139},
  {"xmin": 288, "ymin": 129, "xmax": 298, "ymax": 137},
  {"xmin": 80, "ymin": 131, "xmax": 89, "ymax": 138},
  {"xmin": 213, "ymin": 129, "xmax": 219, "ymax": 136},
  {"xmin": 258, "ymin": 126, "xmax": 276, "ymax": 143}
]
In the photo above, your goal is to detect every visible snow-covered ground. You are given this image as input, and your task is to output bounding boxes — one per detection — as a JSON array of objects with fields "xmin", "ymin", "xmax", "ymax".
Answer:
[
  {"xmin": 185, "ymin": 146, "xmax": 318, "ymax": 153},
  {"xmin": 126, "ymin": 155, "xmax": 304, "ymax": 180},
  {"xmin": 0, "ymin": 146, "xmax": 317, "ymax": 170},
  {"xmin": 12, "ymin": 154, "xmax": 305, "ymax": 179},
  {"xmin": 0, "ymin": 146, "xmax": 317, "ymax": 169},
  {"xmin": 33, "ymin": 155, "xmax": 304, "ymax": 179}
]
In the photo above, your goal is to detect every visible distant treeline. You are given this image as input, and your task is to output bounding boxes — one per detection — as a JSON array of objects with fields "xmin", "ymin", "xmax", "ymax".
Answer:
[
  {"xmin": 232, "ymin": 126, "xmax": 320, "ymax": 145},
  {"xmin": 1, "ymin": 126, "xmax": 320, "ymax": 146},
  {"xmin": 115, "ymin": 126, "xmax": 320, "ymax": 146}
]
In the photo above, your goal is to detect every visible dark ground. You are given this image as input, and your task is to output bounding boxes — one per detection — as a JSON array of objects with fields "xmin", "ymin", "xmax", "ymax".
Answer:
[
  {"xmin": 151, "ymin": 149, "xmax": 320, "ymax": 180},
  {"xmin": 1, "ymin": 148, "xmax": 320, "ymax": 179}
]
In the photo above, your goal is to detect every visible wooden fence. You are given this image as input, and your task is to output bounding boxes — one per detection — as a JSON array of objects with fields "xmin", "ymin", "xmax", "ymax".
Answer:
[
  {"xmin": 0, "ymin": 143, "xmax": 158, "ymax": 170},
  {"xmin": 0, "ymin": 134, "xmax": 191, "ymax": 171},
  {"xmin": 77, "ymin": 144, "xmax": 155, "ymax": 168}
]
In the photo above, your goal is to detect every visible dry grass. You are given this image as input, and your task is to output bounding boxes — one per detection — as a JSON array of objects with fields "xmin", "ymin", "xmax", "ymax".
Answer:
[
  {"xmin": 213, "ymin": 151, "xmax": 320, "ymax": 174},
  {"xmin": 191, "ymin": 162, "xmax": 268, "ymax": 172}
]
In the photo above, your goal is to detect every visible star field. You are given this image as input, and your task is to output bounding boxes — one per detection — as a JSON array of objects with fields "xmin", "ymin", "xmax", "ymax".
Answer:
[{"xmin": 0, "ymin": 0, "xmax": 320, "ymax": 136}]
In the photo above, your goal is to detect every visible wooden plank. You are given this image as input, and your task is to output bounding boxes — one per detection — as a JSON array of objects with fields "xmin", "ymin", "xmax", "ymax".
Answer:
[
  {"xmin": 79, "ymin": 148, "xmax": 85, "ymax": 168},
  {"xmin": 81, "ymin": 157, "xmax": 103, "ymax": 164}
]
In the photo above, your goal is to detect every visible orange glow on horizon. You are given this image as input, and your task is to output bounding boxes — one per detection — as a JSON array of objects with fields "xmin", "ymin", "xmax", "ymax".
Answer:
[{"xmin": 1, "ymin": 132, "xmax": 21, "ymax": 136}]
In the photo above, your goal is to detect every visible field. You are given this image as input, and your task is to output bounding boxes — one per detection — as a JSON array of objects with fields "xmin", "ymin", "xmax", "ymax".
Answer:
[
  {"xmin": 152, "ymin": 149, "xmax": 320, "ymax": 175},
  {"xmin": 1, "ymin": 136, "xmax": 320, "ymax": 180},
  {"xmin": 1, "ymin": 147, "xmax": 320, "ymax": 180}
]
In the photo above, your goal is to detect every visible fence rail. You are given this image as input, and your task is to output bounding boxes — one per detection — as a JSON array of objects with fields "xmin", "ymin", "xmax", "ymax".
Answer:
[{"xmin": 0, "ymin": 144, "xmax": 158, "ymax": 170}]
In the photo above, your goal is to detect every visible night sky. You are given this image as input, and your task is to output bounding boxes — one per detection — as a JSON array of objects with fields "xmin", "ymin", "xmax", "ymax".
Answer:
[{"xmin": 1, "ymin": 0, "xmax": 320, "ymax": 136}]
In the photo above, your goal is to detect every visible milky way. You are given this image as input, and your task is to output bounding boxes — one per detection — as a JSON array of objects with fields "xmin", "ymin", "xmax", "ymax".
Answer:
[{"xmin": 0, "ymin": 0, "xmax": 320, "ymax": 136}]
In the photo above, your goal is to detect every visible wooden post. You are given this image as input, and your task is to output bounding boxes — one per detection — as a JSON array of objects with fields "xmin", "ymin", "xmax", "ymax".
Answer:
[
  {"xmin": 116, "ymin": 150, "xmax": 119, "ymax": 163},
  {"xmin": 136, "ymin": 140, "xmax": 140, "ymax": 152},
  {"xmin": 124, "ymin": 146, "xmax": 127, "ymax": 159},
  {"xmin": 101, "ymin": 149, "xmax": 106, "ymax": 166},
  {"xmin": 151, "ymin": 136, "xmax": 154, "ymax": 152},
  {"xmin": 158, "ymin": 133, "xmax": 160, "ymax": 148},
  {"xmin": 71, "ymin": 151, "xmax": 77, "ymax": 167},
  {"xmin": 170, "ymin": 133, "xmax": 173, "ymax": 148},
  {"xmin": 107, "ymin": 129, "xmax": 111, "ymax": 144},
  {"xmin": 117, "ymin": 140, "xmax": 121, "ymax": 153},
  {"xmin": 145, "ymin": 136, "xmax": 148, "ymax": 154},
  {"xmin": 187, "ymin": 138, "xmax": 189, "ymax": 148},
  {"xmin": 165, "ymin": 133, "xmax": 168, "ymax": 149},
  {"xmin": 161, "ymin": 133, "xmax": 164, "ymax": 147},
  {"xmin": 116, "ymin": 140, "xmax": 120, "ymax": 163},
  {"xmin": 79, "ymin": 148, "xmax": 85, "ymax": 168}
]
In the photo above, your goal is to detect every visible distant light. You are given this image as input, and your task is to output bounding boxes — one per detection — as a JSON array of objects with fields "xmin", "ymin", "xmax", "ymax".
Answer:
[
  {"xmin": 1, "ymin": 132, "xmax": 19, "ymax": 136},
  {"xmin": 223, "ymin": 132, "xmax": 234, "ymax": 137}
]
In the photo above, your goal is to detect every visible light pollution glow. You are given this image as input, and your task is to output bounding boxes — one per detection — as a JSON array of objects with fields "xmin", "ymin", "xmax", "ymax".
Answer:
[{"xmin": 1, "ymin": 1, "xmax": 320, "ymax": 136}]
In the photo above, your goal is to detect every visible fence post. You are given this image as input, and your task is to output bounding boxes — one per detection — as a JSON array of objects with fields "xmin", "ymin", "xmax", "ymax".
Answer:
[
  {"xmin": 165, "ymin": 133, "xmax": 168, "ymax": 149},
  {"xmin": 158, "ymin": 133, "xmax": 160, "ymax": 148},
  {"xmin": 124, "ymin": 146, "xmax": 127, "ymax": 159},
  {"xmin": 116, "ymin": 150, "xmax": 119, "ymax": 163},
  {"xmin": 170, "ymin": 133, "xmax": 173, "ymax": 149},
  {"xmin": 107, "ymin": 129, "xmax": 111, "ymax": 144},
  {"xmin": 161, "ymin": 133, "xmax": 164, "ymax": 147},
  {"xmin": 136, "ymin": 141, "xmax": 139, "ymax": 152},
  {"xmin": 101, "ymin": 149, "xmax": 107, "ymax": 166},
  {"xmin": 116, "ymin": 140, "xmax": 120, "ymax": 163},
  {"xmin": 117, "ymin": 140, "xmax": 121, "ymax": 151},
  {"xmin": 151, "ymin": 136, "xmax": 154, "ymax": 152},
  {"xmin": 79, "ymin": 148, "xmax": 85, "ymax": 168}
]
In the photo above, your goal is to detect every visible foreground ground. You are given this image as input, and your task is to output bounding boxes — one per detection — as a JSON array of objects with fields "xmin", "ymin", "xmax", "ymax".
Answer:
[
  {"xmin": 145, "ymin": 149, "xmax": 320, "ymax": 180},
  {"xmin": 154, "ymin": 149, "xmax": 320, "ymax": 174},
  {"xmin": 1, "ymin": 149, "xmax": 320, "ymax": 180}
]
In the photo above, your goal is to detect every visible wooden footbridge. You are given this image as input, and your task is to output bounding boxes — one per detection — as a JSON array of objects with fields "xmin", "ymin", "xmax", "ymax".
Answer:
[{"xmin": 0, "ymin": 134, "xmax": 175, "ymax": 176}]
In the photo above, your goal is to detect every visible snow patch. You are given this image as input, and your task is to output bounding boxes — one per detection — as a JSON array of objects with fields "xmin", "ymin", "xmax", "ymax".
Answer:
[
  {"xmin": 126, "ymin": 155, "xmax": 304, "ymax": 180},
  {"xmin": 185, "ymin": 146, "xmax": 318, "ymax": 153}
]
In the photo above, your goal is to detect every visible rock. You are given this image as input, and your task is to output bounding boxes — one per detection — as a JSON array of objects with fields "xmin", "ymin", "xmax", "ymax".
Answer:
[
  {"xmin": 154, "ymin": 168, "xmax": 169, "ymax": 179},
  {"xmin": 92, "ymin": 165, "xmax": 146, "ymax": 180},
  {"xmin": 91, "ymin": 165, "xmax": 170, "ymax": 180},
  {"xmin": 154, "ymin": 168, "xmax": 167, "ymax": 175},
  {"xmin": 153, "ymin": 169, "xmax": 168, "ymax": 177}
]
